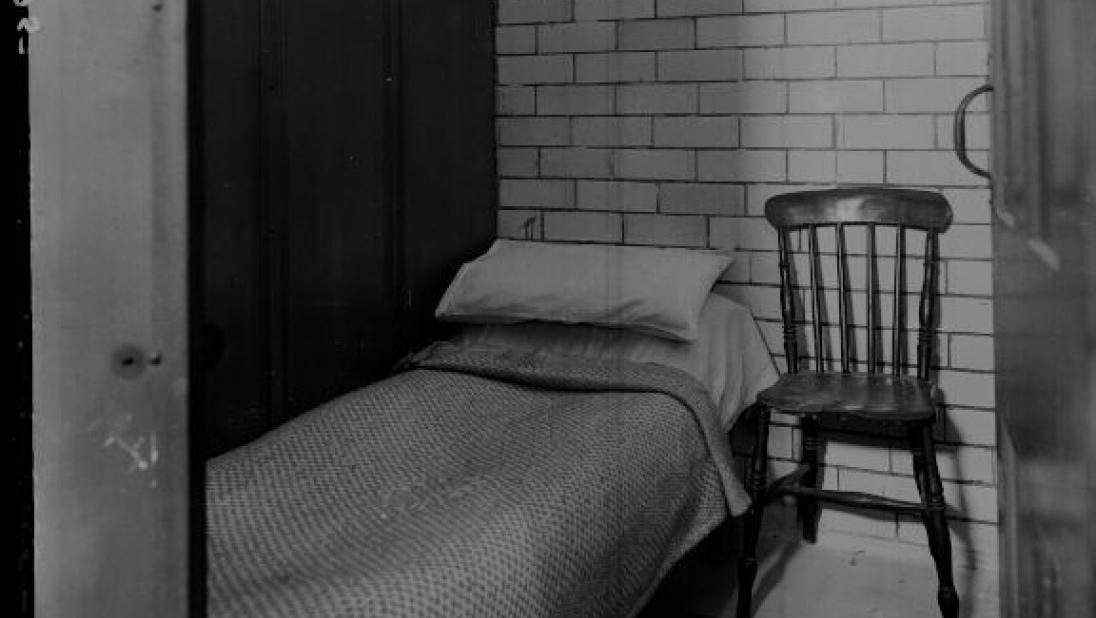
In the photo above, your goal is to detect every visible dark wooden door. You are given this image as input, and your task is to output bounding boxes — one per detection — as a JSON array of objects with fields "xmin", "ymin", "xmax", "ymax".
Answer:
[
  {"xmin": 991, "ymin": 1, "xmax": 1096, "ymax": 616},
  {"xmin": 281, "ymin": 0, "xmax": 397, "ymax": 416},
  {"xmin": 401, "ymin": 0, "xmax": 498, "ymax": 349},
  {"xmin": 198, "ymin": 0, "xmax": 496, "ymax": 448},
  {"xmin": 199, "ymin": 0, "xmax": 269, "ymax": 455},
  {"xmin": 200, "ymin": 0, "xmax": 397, "ymax": 438}
]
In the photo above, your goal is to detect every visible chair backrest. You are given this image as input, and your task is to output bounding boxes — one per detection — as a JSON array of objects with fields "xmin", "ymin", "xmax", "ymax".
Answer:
[{"xmin": 764, "ymin": 188, "xmax": 953, "ymax": 381}]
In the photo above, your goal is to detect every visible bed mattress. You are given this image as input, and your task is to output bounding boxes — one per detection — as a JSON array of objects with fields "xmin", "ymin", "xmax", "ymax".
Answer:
[{"xmin": 207, "ymin": 343, "xmax": 750, "ymax": 618}]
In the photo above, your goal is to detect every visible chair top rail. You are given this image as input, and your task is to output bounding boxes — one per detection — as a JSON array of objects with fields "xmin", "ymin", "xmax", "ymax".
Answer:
[{"xmin": 765, "ymin": 188, "xmax": 952, "ymax": 231}]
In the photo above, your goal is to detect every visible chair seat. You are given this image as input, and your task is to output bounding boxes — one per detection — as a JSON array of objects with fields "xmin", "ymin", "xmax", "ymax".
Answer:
[{"xmin": 757, "ymin": 372, "xmax": 938, "ymax": 421}]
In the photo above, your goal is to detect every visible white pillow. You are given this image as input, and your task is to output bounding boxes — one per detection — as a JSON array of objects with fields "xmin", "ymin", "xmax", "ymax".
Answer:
[{"xmin": 435, "ymin": 240, "xmax": 733, "ymax": 342}]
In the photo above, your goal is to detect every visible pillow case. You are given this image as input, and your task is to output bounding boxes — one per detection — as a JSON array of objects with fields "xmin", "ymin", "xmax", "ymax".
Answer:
[
  {"xmin": 449, "ymin": 293, "xmax": 779, "ymax": 431},
  {"xmin": 435, "ymin": 240, "xmax": 733, "ymax": 342}
]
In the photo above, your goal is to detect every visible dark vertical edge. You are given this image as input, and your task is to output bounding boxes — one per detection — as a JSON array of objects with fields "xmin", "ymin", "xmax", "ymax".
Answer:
[
  {"xmin": 399, "ymin": 0, "xmax": 497, "ymax": 353},
  {"xmin": 777, "ymin": 230, "xmax": 799, "ymax": 374},
  {"xmin": 260, "ymin": 0, "xmax": 287, "ymax": 425},
  {"xmin": 836, "ymin": 224, "xmax": 849, "ymax": 373},
  {"xmin": 808, "ymin": 226, "xmax": 824, "ymax": 372},
  {"xmin": 989, "ymin": 0, "xmax": 1009, "ymax": 228},
  {"xmin": 866, "ymin": 224, "xmax": 878, "ymax": 374},
  {"xmin": 1029, "ymin": 2, "xmax": 1050, "ymax": 238},
  {"xmin": 15, "ymin": 0, "xmax": 33, "ymax": 612},
  {"xmin": 490, "ymin": 0, "xmax": 500, "ymax": 246},
  {"xmin": 386, "ymin": 0, "xmax": 407, "ymax": 360},
  {"xmin": 892, "ymin": 225, "xmax": 906, "ymax": 376},
  {"xmin": 917, "ymin": 232, "xmax": 939, "ymax": 381},
  {"xmin": 490, "ymin": 0, "xmax": 500, "ymax": 240},
  {"xmin": 185, "ymin": 0, "xmax": 207, "ymax": 614}
]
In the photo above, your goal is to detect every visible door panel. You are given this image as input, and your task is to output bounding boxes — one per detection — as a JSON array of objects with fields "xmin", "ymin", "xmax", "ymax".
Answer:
[
  {"xmin": 992, "ymin": 1, "xmax": 1096, "ymax": 616},
  {"xmin": 401, "ymin": 0, "xmax": 497, "ymax": 351},
  {"xmin": 199, "ymin": 0, "xmax": 269, "ymax": 455},
  {"xmin": 197, "ymin": 0, "xmax": 497, "ymax": 437},
  {"xmin": 282, "ymin": 0, "xmax": 395, "ymax": 414},
  {"xmin": 31, "ymin": 0, "xmax": 190, "ymax": 615}
]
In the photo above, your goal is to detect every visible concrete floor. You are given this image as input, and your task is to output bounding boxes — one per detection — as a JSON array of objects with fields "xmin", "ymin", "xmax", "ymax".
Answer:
[{"xmin": 640, "ymin": 523, "xmax": 999, "ymax": 618}]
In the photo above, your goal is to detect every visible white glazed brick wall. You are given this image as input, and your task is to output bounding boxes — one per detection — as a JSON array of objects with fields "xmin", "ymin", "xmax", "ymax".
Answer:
[{"xmin": 496, "ymin": 0, "xmax": 995, "ymax": 567}]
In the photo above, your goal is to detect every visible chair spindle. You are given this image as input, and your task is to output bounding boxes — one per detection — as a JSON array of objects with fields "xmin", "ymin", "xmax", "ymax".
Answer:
[
  {"xmin": 808, "ymin": 225, "xmax": 824, "ymax": 372},
  {"xmin": 892, "ymin": 225, "xmax": 906, "ymax": 376},
  {"xmin": 836, "ymin": 224, "xmax": 850, "ymax": 373},
  {"xmin": 777, "ymin": 231, "xmax": 799, "ymax": 373},
  {"xmin": 917, "ymin": 232, "xmax": 940, "ymax": 381},
  {"xmin": 866, "ymin": 224, "xmax": 878, "ymax": 373}
]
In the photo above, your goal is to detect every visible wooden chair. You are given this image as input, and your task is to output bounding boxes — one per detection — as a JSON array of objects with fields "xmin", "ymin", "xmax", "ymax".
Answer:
[{"xmin": 735, "ymin": 188, "xmax": 958, "ymax": 618}]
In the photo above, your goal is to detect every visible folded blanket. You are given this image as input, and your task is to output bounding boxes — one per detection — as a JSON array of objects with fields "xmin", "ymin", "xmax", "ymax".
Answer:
[{"xmin": 207, "ymin": 344, "xmax": 749, "ymax": 618}]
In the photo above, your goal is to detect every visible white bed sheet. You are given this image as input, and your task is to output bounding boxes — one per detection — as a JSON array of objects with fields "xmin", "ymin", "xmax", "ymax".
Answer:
[{"xmin": 451, "ymin": 293, "xmax": 779, "ymax": 431}]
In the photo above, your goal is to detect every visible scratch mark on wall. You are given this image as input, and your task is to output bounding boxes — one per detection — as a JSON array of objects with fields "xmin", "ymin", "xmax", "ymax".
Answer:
[{"xmin": 104, "ymin": 431, "xmax": 159, "ymax": 473}]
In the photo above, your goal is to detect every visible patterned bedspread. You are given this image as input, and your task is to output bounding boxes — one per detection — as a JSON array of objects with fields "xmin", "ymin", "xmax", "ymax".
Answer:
[{"xmin": 207, "ymin": 343, "xmax": 751, "ymax": 618}]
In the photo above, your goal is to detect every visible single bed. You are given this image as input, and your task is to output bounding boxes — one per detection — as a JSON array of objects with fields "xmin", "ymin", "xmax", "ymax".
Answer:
[{"xmin": 207, "ymin": 242, "xmax": 778, "ymax": 618}]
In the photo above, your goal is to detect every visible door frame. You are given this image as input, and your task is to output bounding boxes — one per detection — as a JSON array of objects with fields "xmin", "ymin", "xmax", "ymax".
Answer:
[{"xmin": 29, "ymin": 0, "xmax": 194, "ymax": 615}]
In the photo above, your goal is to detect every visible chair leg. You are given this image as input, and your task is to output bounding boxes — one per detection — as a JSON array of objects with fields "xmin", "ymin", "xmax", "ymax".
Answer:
[
  {"xmin": 907, "ymin": 424, "xmax": 927, "ymax": 498},
  {"xmin": 798, "ymin": 417, "xmax": 821, "ymax": 543},
  {"xmin": 910, "ymin": 423, "xmax": 959, "ymax": 618},
  {"xmin": 736, "ymin": 406, "xmax": 771, "ymax": 618}
]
